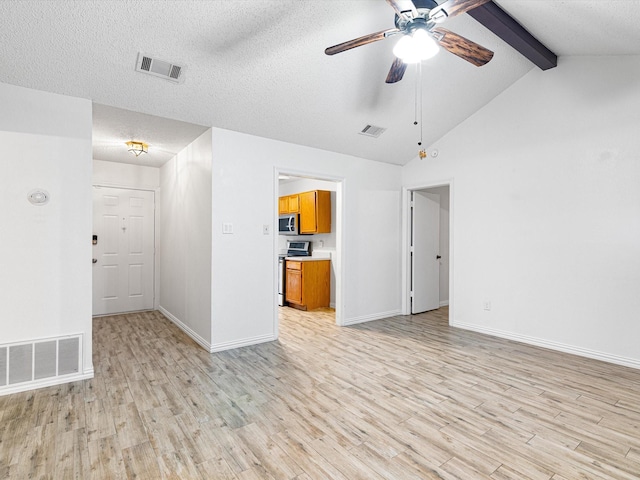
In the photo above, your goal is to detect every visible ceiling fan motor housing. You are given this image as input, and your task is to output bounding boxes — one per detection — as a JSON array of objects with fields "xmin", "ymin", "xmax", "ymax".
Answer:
[{"xmin": 394, "ymin": 0, "xmax": 439, "ymax": 31}]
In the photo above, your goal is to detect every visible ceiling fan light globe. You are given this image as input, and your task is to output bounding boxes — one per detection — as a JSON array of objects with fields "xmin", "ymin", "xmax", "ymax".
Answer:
[
  {"xmin": 393, "ymin": 29, "xmax": 439, "ymax": 64},
  {"xmin": 413, "ymin": 29, "xmax": 439, "ymax": 59},
  {"xmin": 392, "ymin": 35, "xmax": 416, "ymax": 62}
]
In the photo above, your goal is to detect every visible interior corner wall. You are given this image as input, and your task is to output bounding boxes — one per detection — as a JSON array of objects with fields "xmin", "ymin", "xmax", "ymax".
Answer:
[
  {"xmin": 210, "ymin": 127, "xmax": 403, "ymax": 350},
  {"xmin": 402, "ymin": 56, "xmax": 640, "ymax": 367},
  {"xmin": 158, "ymin": 129, "xmax": 213, "ymax": 350},
  {"xmin": 0, "ymin": 82, "xmax": 93, "ymax": 392}
]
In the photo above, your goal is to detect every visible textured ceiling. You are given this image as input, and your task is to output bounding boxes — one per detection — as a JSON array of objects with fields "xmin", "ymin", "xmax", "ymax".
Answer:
[{"xmin": 1, "ymin": 1, "xmax": 640, "ymax": 167}]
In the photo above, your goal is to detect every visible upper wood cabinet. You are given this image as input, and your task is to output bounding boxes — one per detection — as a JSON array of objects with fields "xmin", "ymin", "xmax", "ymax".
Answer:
[
  {"xmin": 299, "ymin": 190, "xmax": 331, "ymax": 234},
  {"xmin": 278, "ymin": 194, "xmax": 299, "ymax": 215}
]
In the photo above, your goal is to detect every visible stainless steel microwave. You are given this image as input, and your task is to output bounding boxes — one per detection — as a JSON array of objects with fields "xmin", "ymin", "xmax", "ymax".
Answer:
[{"xmin": 278, "ymin": 214, "xmax": 299, "ymax": 235}]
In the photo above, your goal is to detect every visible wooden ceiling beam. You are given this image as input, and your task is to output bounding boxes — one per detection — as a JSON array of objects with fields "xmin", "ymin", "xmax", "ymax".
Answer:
[{"xmin": 468, "ymin": 1, "xmax": 558, "ymax": 70}]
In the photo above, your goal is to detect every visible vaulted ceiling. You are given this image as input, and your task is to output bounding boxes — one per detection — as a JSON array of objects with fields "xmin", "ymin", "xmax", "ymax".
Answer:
[{"xmin": 1, "ymin": 1, "xmax": 639, "ymax": 167}]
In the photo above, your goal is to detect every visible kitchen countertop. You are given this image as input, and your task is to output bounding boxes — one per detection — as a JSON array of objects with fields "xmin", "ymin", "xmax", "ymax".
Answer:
[{"xmin": 285, "ymin": 256, "xmax": 330, "ymax": 262}]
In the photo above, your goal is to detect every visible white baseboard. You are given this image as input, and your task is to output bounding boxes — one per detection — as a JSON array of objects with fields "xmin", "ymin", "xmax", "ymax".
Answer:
[
  {"xmin": 0, "ymin": 371, "xmax": 94, "ymax": 397},
  {"xmin": 439, "ymin": 300, "xmax": 449, "ymax": 307},
  {"xmin": 342, "ymin": 310, "xmax": 402, "ymax": 327},
  {"xmin": 158, "ymin": 306, "xmax": 212, "ymax": 352},
  {"xmin": 452, "ymin": 321, "xmax": 640, "ymax": 370},
  {"xmin": 210, "ymin": 334, "xmax": 277, "ymax": 353},
  {"xmin": 158, "ymin": 306, "xmax": 277, "ymax": 353}
]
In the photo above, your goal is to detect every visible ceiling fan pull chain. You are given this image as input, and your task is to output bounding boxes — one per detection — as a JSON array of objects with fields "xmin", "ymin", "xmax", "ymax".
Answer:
[
  {"xmin": 414, "ymin": 62, "xmax": 419, "ymax": 127},
  {"xmin": 418, "ymin": 61, "xmax": 424, "ymax": 147}
]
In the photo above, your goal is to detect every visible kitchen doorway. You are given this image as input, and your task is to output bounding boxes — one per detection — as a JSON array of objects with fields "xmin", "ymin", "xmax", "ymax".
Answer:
[{"xmin": 276, "ymin": 172, "xmax": 343, "ymax": 328}]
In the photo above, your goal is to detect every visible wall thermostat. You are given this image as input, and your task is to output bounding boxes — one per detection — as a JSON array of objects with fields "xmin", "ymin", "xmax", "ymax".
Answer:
[{"xmin": 28, "ymin": 189, "xmax": 50, "ymax": 206}]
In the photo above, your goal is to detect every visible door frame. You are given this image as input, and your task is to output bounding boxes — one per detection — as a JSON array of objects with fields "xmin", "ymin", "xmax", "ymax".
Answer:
[
  {"xmin": 401, "ymin": 180, "xmax": 454, "ymax": 322},
  {"xmin": 273, "ymin": 167, "xmax": 345, "ymax": 335},
  {"xmin": 92, "ymin": 184, "xmax": 159, "ymax": 314}
]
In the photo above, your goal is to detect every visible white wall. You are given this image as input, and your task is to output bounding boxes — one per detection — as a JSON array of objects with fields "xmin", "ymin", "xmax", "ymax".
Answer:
[
  {"xmin": 403, "ymin": 56, "xmax": 640, "ymax": 367},
  {"xmin": 93, "ymin": 159, "xmax": 160, "ymax": 190},
  {"xmin": 159, "ymin": 130, "xmax": 213, "ymax": 348},
  {"xmin": 0, "ymin": 82, "xmax": 93, "ymax": 388},
  {"xmin": 210, "ymin": 127, "xmax": 402, "ymax": 350}
]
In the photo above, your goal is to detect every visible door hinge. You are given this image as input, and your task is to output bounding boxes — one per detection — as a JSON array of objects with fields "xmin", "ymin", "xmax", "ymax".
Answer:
[{"xmin": 410, "ymin": 291, "xmax": 414, "ymax": 298}]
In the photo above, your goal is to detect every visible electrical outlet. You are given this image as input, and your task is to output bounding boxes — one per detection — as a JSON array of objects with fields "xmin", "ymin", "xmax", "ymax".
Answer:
[
  {"xmin": 483, "ymin": 300, "xmax": 491, "ymax": 311},
  {"xmin": 263, "ymin": 224, "xmax": 270, "ymax": 235}
]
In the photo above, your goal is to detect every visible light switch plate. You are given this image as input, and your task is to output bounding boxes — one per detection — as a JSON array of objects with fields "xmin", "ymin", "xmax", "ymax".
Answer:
[{"xmin": 222, "ymin": 223, "xmax": 233, "ymax": 234}]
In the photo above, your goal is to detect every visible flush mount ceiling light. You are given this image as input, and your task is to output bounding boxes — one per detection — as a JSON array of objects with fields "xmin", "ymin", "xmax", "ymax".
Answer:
[{"xmin": 126, "ymin": 141, "xmax": 148, "ymax": 157}]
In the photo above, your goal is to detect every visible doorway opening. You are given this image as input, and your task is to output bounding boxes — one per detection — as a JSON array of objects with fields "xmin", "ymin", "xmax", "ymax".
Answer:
[
  {"xmin": 275, "ymin": 170, "xmax": 343, "ymax": 333},
  {"xmin": 403, "ymin": 183, "xmax": 451, "ymax": 323}
]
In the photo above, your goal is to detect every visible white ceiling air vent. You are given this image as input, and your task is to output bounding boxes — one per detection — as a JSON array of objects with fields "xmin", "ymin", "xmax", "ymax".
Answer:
[
  {"xmin": 135, "ymin": 52, "xmax": 185, "ymax": 84},
  {"xmin": 359, "ymin": 124, "xmax": 386, "ymax": 138}
]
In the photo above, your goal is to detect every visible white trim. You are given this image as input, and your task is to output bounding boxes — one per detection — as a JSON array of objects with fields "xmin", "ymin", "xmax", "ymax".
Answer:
[
  {"xmin": 439, "ymin": 300, "xmax": 449, "ymax": 307},
  {"xmin": 342, "ymin": 310, "xmax": 402, "ymax": 326},
  {"xmin": 452, "ymin": 321, "xmax": 640, "ymax": 370},
  {"xmin": 158, "ymin": 306, "xmax": 212, "ymax": 352},
  {"xmin": 210, "ymin": 334, "xmax": 277, "ymax": 353},
  {"xmin": 0, "ymin": 371, "xmax": 93, "ymax": 397},
  {"xmin": 93, "ymin": 183, "xmax": 157, "ymax": 192}
]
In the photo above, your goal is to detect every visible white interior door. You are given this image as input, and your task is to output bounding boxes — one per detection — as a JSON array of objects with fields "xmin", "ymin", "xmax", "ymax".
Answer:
[
  {"xmin": 92, "ymin": 186, "xmax": 155, "ymax": 316},
  {"xmin": 411, "ymin": 191, "xmax": 440, "ymax": 314}
]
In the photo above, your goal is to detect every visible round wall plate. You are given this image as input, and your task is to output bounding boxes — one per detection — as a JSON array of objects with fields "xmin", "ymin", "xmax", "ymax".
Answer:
[{"xmin": 28, "ymin": 189, "xmax": 50, "ymax": 206}]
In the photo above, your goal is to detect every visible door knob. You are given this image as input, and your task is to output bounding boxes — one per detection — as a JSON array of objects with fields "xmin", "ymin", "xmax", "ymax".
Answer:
[
  {"xmin": 436, "ymin": 255, "xmax": 441, "ymax": 260},
  {"xmin": 92, "ymin": 258, "xmax": 97, "ymax": 264}
]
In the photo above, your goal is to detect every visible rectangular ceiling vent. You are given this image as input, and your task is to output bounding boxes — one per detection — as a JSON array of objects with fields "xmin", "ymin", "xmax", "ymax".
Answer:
[
  {"xmin": 135, "ymin": 52, "xmax": 186, "ymax": 84},
  {"xmin": 359, "ymin": 124, "xmax": 386, "ymax": 138}
]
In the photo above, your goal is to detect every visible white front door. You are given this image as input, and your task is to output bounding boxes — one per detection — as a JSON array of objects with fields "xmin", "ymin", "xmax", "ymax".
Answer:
[
  {"xmin": 411, "ymin": 191, "xmax": 440, "ymax": 314},
  {"xmin": 92, "ymin": 186, "xmax": 155, "ymax": 316}
]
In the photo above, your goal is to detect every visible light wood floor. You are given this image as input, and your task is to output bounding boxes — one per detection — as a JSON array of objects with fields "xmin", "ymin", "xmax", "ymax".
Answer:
[{"xmin": 2, "ymin": 307, "xmax": 640, "ymax": 479}]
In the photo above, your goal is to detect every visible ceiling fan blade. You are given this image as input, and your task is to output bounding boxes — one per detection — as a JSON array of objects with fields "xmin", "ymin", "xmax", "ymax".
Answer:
[
  {"xmin": 429, "ymin": 0, "xmax": 491, "ymax": 22},
  {"xmin": 325, "ymin": 28, "xmax": 400, "ymax": 56},
  {"xmin": 432, "ymin": 27, "xmax": 494, "ymax": 66},
  {"xmin": 385, "ymin": 57, "xmax": 408, "ymax": 84},
  {"xmin": 385, "ymin": 0, "xmax": 417, "ymax": 19}
]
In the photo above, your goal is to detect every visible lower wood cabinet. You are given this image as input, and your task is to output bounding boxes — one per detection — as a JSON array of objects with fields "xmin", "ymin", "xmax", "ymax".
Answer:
[{"xmin": 285, "ymin": 260, "xmax": 330, "ymax": 311}]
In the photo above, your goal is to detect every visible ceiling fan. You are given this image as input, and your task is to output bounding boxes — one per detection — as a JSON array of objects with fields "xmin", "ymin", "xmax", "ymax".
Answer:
[{"xmin": 325, "ymin": 0, "xmax": 494, "ymax": 83}]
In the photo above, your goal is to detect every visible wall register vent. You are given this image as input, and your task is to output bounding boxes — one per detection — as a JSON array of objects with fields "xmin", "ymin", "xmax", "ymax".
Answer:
[
  {"xmin": 0, "ymin": 335, "xmax": 81, "ymax": 392},
  {"xmin": 135, "ymin": 52, "xmax": 185, "ymax": 84},
  {"xmin": 359, "ymin": 124, "xmax": 386, "ymax": 138}
]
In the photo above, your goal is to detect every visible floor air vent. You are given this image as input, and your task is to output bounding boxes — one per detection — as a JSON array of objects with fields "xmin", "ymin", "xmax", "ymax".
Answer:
[
  {"xmin": 135, "ymin": 52, "xmax": 185, "ymax": 84},
  {"xmin": 359, "ymin": 124, "xmax": 386, "ymax": 138}
]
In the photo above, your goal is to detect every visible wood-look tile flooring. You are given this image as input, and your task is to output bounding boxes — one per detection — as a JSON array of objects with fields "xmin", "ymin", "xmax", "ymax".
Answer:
[{"xmin": 2, "ymin": 307, "xmax": 640, "ymax": 479}]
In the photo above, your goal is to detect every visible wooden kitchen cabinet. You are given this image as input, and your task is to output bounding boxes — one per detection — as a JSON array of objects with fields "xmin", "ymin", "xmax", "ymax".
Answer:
[
  {"xmin": 299, "ymin": 190, "xmax": 331, "ymax": 234},
  {"xmin": 278, "ymin": 194, "xmax": 299, "ymax": 215},
  {"xmin": 285, "ymin": 259, "xmax": 330, "ymax": 311}
]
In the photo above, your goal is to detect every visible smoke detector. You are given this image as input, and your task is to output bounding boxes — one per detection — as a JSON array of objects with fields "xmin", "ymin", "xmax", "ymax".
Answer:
[
  {"xmin": 28, "ymin": 189, "xmax": 50, "ymax": 206},
  {"xmin": 135, "ymin": 52, "xmax": 186, "ymax": 84}
]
